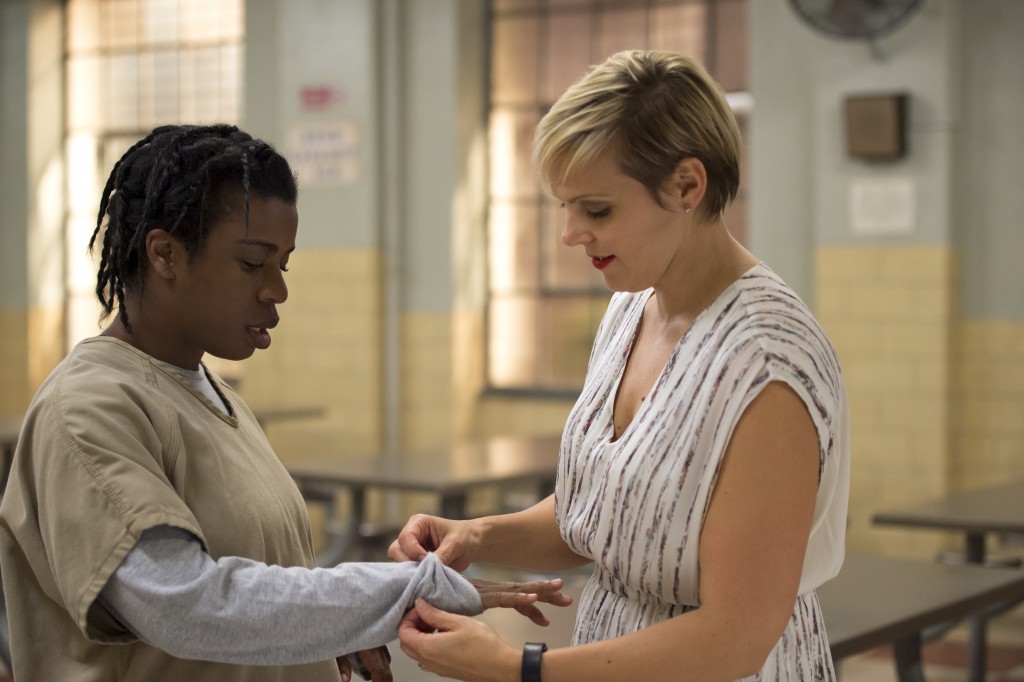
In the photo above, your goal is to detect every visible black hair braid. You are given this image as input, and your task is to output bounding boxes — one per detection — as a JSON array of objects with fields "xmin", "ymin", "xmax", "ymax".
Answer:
[
  {"xmin": 89, "ymin": 130, "xmax": 162, "ymax": 316},
  {"xmin": 88, "ymin": 124, "xmax": 297, "ymax": 332}
]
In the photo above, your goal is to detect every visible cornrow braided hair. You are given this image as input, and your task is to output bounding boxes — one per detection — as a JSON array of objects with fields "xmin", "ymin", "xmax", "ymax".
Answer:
[{"xmin": 88, "ymin": 124, "xmax": 297, "ymax": 332}]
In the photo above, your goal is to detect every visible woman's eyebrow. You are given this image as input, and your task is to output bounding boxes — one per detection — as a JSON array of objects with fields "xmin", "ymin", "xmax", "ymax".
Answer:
[
  {"xmin": 237, "ymin": 239, "xmax": 279, "ymax": 253},
  {"xmin": 562, "ymin": 192, "xmax": 611, "ymax": 204}
]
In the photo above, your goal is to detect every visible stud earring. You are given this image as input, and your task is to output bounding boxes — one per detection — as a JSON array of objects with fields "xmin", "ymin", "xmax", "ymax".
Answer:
[{"xmin": 684, "ymin": 204, "xmax": 692, "ymax": 214}]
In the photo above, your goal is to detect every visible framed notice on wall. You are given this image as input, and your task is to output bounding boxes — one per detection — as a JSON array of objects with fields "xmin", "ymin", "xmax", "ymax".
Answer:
[{"xmin": 286, "ymin": 121, "xmax": 360, "ymax": 187}]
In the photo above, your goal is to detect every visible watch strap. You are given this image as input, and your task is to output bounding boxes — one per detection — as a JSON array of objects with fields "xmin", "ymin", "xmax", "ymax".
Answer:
[{"xmin": 522, "ymin": 642, "xmax": 548, "ymax": 682}]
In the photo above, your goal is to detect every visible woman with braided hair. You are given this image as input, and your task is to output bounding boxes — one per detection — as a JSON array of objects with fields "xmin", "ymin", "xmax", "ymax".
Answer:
[{"xmin": 0, "ymin": 124, "xmax": 569, "ymax": 682}]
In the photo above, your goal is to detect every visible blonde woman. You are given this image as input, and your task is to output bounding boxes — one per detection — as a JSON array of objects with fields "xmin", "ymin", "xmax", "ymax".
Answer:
[{"xmin": 392, "ymin": 51, "xmax": 850, "ymax": 681}]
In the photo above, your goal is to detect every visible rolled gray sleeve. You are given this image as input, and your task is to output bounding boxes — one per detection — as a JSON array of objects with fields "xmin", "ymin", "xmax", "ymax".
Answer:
[{"xmin": 98, "ymin": 525, "xmax": 483, "ymax": 665}]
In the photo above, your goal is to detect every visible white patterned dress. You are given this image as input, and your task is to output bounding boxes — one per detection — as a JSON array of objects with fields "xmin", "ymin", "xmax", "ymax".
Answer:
[{"xmin": 555, "ymin": 263, "xmax": 850, "ymax": 681}]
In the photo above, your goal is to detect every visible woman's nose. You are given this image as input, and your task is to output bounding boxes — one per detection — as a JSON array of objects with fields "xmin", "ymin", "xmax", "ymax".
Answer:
[
  {"xmin": 561, "ymin": 216, "xmax": 592, "ymax": 247},
  {"xmin": 260, "ymin": 269, "xmax": 288, "ymax": 304}
]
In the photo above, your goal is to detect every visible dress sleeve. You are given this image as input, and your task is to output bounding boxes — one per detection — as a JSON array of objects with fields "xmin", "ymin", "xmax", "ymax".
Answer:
[{"xmin": 98, "ymin": 525, "xmax": 483, "ymax": 664}]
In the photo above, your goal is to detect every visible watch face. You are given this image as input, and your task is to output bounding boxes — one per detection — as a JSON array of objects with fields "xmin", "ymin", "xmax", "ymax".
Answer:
[{"xmin": 789, "ymin": 0, "xmax": 922, "ymax": 39}]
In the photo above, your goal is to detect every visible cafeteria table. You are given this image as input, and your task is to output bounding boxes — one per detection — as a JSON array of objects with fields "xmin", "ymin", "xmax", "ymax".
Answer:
[
  {"xmin": 288, "ymin": 434, "xmax": 561, "ymax": 565},
  {"xmin": 873, "ymin": 479, "xmax": 1024, "ymax": 682}
]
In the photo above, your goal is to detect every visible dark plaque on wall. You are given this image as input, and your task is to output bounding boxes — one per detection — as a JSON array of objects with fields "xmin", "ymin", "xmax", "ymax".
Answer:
[{"xmin": 845, "ymin": 93, "xmax": 908, "ymax": 160}]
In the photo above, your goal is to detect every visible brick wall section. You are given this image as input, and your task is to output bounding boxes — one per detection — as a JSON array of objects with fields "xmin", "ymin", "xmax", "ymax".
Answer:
[{"xmin": 816, "ymin": 245, "xmax": 956, "ymax": 558}]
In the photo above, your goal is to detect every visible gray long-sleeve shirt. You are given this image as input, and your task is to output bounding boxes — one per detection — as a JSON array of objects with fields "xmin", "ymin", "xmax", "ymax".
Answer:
[{"xmin": 98, "ymin": 525, "xmax": 482, "ymax": 665}]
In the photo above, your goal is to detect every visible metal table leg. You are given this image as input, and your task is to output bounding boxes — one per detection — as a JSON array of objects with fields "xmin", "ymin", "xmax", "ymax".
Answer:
[
  {"xmin": 964, "ymin": 532, "xmax": 987, "ymax": 682},
  {"xmin": 894, "ymin": 634, "xmax": 926, "ymax": 682},
  {"xmin": 440, "ymin": 491, "xmax": 468, "ymax": 520},
  {"xmin": 304, "ymin": 482, "xmax": 366, "ymax": 567}
]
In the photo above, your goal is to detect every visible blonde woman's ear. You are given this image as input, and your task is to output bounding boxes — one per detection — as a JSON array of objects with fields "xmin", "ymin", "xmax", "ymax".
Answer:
[{"xmin": 672, "ymin": 156, "xmax": 707, "ymax": 212}]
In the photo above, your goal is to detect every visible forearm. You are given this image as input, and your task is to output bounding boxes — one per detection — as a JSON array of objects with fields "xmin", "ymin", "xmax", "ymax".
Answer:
[
  {"xmin": 100, "ymin": 525, "xmax": 483, "ymax": 665},
  {"xmin": 519, "ymin": 609, "xmax": 768, "ymax": 682},
  {"xmin": 473, "ymin": 495, "xmax": 589, "ymax": 571}
]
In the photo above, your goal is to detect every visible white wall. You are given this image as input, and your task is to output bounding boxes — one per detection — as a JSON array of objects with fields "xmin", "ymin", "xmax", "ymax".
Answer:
[
  {"xmin": 957, "ymin": 1, "xmax": 1024, "ymax": 320},
  {"xmin": 0, "ymin": 1, "xmax": 31, "ymax": 309},
  {"xmin": 0, "ymin": 0, "xmax": 64, "ymax": 311},
  {"xmin": 244, "ymin": 0, "xmax": 487, "ymax": 313},
  {"xmin": 245, "ymin": 0, "xmax": 380, "ymax": 251}
]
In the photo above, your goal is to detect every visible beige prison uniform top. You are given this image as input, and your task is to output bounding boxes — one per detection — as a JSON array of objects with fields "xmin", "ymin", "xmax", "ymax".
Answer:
[{"xmin": 0, "ymin": 337, "xmax": 340, "ymax": 682}]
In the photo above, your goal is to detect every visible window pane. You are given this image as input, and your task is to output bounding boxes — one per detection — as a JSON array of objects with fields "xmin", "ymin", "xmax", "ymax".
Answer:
[
  {"xmin": 722, "ymin": 111, "xmax": 748, "ymax": 245},
  {"xmin": 181, "ymin": 0, "xmax": 222, "ymax": 43},
  {"xmin": 67, "ymin": 56, "xmax": 104, "ymax": 130},
  {"xmin": 712, "ymin": 0, "xmax": 747, "ymax": 91},
  {"xmin": 66, "ymin": 215, "xmax": 100, "ymax": 292},
  {"xmin": 489, "ymin": 108, "xmax": 542, "ymax": 200},
  {"xmin": 542, "ymin": 10, "xmax": 592, "ymax": 104},
  {"xmin": 492, "ymin": 16, "xmax": 540, "ymax": 105},
  {"xmin": 178, "ymin": 47, "xmax": 219, "ymax": 122},
  {"xmin": 493, "ymin": 0, "xmax": 541, "ymax": 10},
  {"xmin": 489, "ymin": 202, "xmax": 541, "ymax": 294},
  {"xmin": 142, "ymin": 0, "xmax": 179, "ymax": 45},
  {"xmin": 65, "ymin": 0, "xmax": 245, "ymax": 351},
  {"xmin": 67, "ymin": 0, "xmax": 101, "ymax": 52},
  {"xmin": 107, "ymin": 53, "xmax": 140, "ymax": 130},
  {"xmin": 102, "ymin": 136, "xmax": 138, "ymax": 177},
  {"xmin": 650, "ymin": 3, "xmax": 707, "ymax": 60},
  {"xmin": 540, "ymin": 200, "xmax": 604, "ymax": 291},
  {"xmin": 219, "ymin": 0, "xmax": 245, "ymax": 42},
  {"xmin": 539, "ymin": 295, "xmax": 605, "ymax": 388},
  {"xmin": 103, "ymin": 0, "xmax": 140, "ymax": 50},
  {"xmin": 66, "ymin": 290, "xmax": 105, "ymax": 343},
  {"xmin": 488, "ymin": 295, "xmax": 540, "ymax": 386},
  {"xmin": 595, "ymin": 7, "xmax": 648, "ymax": 59},
  {"xmin": 486, "ymin": 0, "xmax": 748, "ymax": 392},
  {"xmin": 201, "ymin": 47, "xmax": 224, "ymax": 121},
  {"xmin": 139, "ymin": 49, "xmax": 180, "ymax": 128},
  {"xmin": 220, "ymin": 44, "xmax": 243, "ymax": 121}
]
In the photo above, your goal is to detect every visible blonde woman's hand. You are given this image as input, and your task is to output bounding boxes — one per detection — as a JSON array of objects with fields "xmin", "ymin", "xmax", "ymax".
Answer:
[
  {"xmin": 399, "ymin": 599, "xmax": 519, "ymax": 682},
  {"xmin": 388, "ymin": 514, "xmax": 479, "ymax": 571}
]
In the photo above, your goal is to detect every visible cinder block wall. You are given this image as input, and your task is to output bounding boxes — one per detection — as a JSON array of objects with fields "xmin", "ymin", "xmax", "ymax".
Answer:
[
  {"xmin": 817, "ymin": 245, "xmax": 955, "ymax": 557},
  {"xmin": 239, "ymin": 248, "xmax": 385, "ymax": 462},
  {"xmin": 818, "ymin": 244, "xmax": 1024, "ymax": 559},
  {"xmin": 953, "ymin": 322, "xmax": 1024, "ymax": 492}
]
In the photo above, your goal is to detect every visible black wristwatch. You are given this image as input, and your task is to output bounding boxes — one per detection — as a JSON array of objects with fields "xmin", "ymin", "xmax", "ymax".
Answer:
[{"xmin": 522, "ymin": 642, "xmax": 548, "ymax": 682}]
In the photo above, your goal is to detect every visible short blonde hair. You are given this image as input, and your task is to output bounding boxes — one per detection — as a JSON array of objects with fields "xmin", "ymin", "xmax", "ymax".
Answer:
[{"xmin": 533, "ymin": 50, "xmax": 741, "ymax": 218}]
